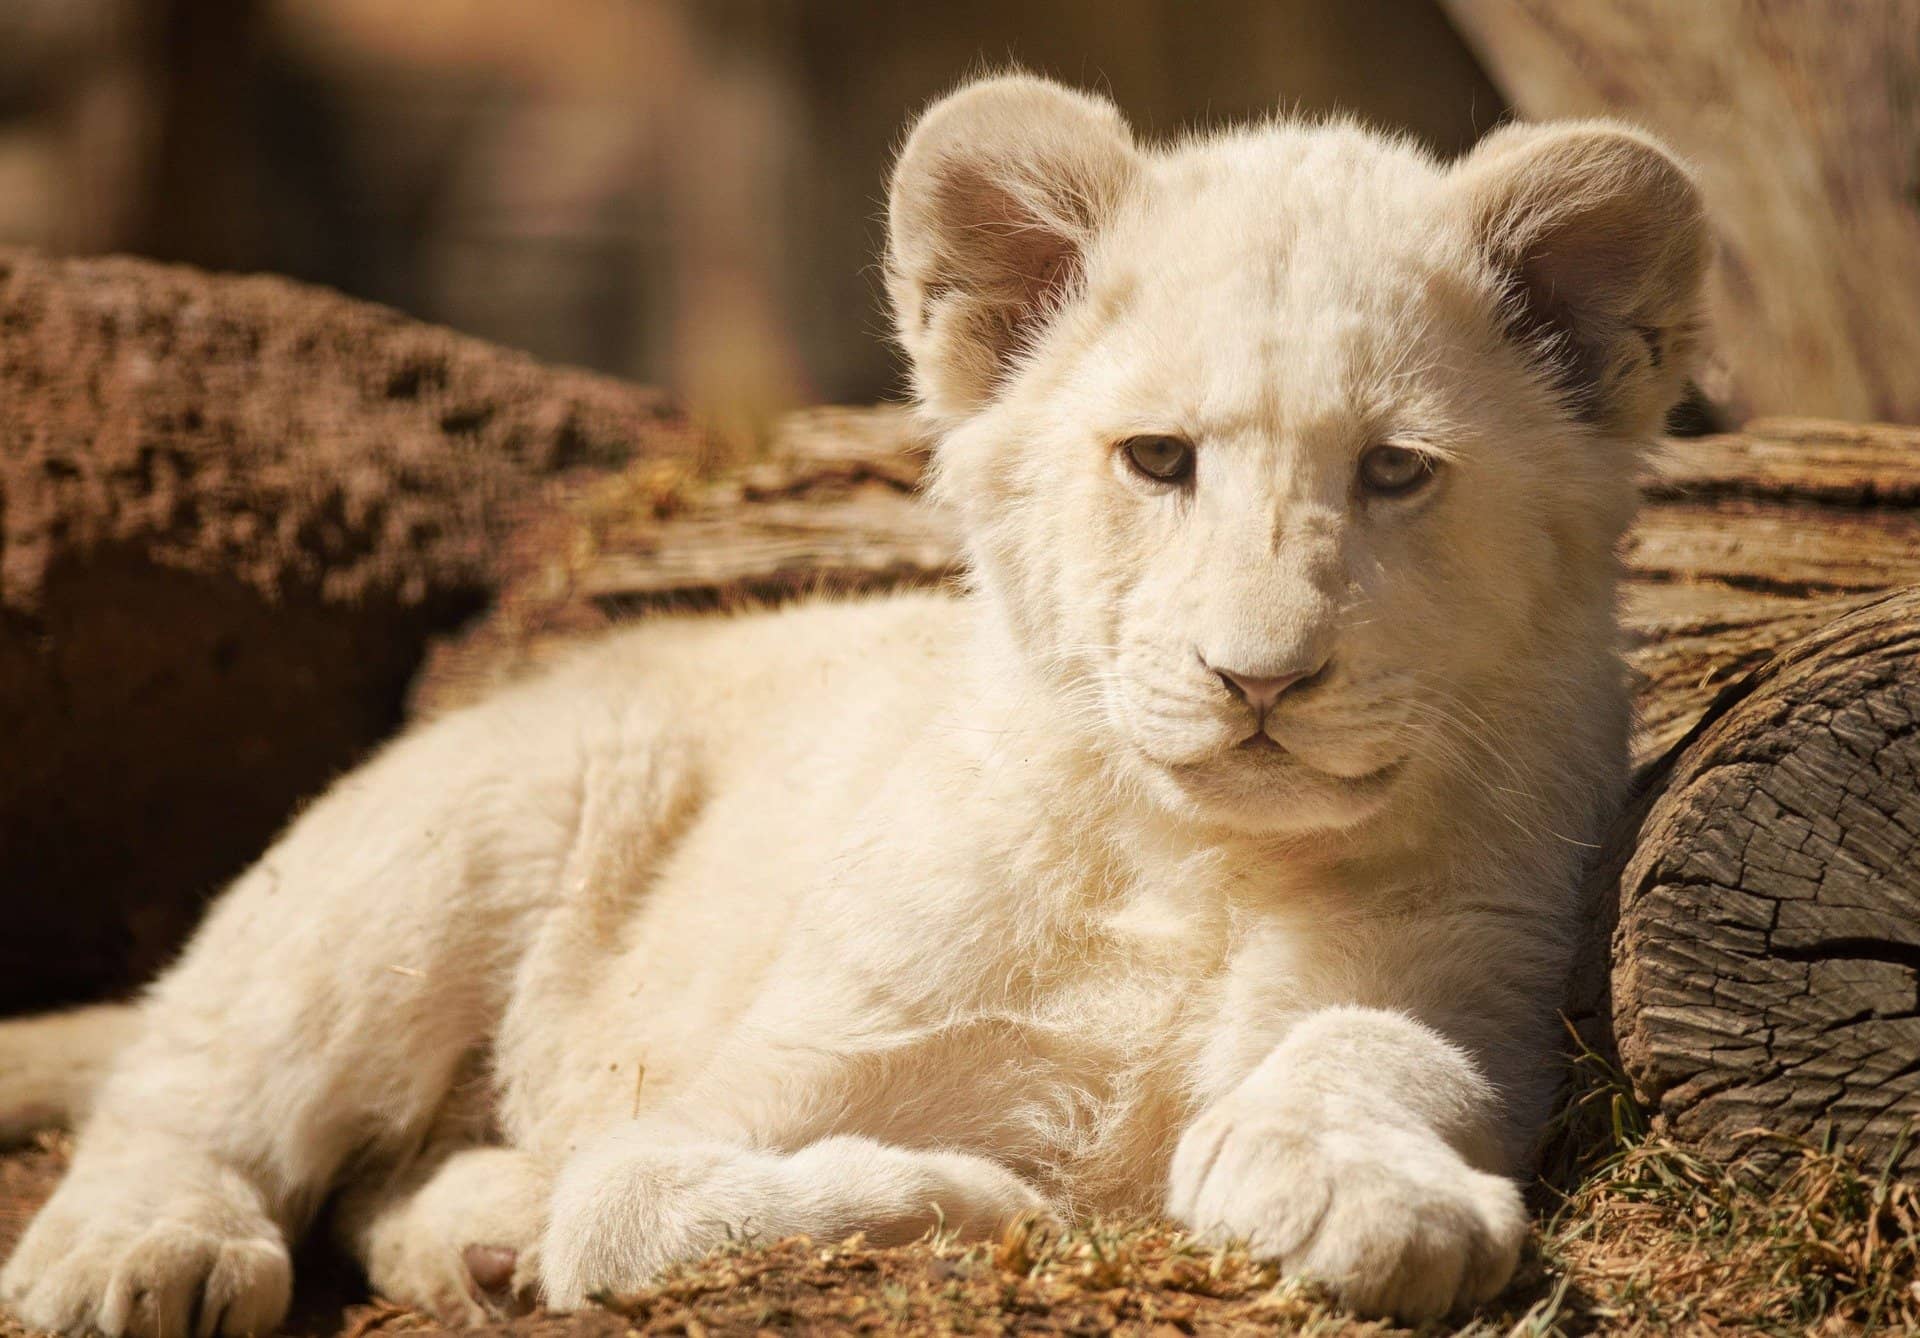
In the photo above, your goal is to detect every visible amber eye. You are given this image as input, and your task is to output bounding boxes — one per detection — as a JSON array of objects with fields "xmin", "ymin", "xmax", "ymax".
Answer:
[
  {"xmin": 1121, "ymin": 434, "xmax": 1195, "ymax": 484},
  {"xmin": 1359, "ymin": 443, "xmax": 1436, "ymax": 497}
]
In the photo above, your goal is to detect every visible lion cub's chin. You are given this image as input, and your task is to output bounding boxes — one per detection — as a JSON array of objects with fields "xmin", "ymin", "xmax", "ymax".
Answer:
[{"xmin": 1138, "ymin": 741, "xmax": 1410, "ymax": 836}]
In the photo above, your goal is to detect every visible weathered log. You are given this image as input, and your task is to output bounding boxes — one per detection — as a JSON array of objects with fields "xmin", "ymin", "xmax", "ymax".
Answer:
[
  {"xmin": 415, "ymin": 408, "xmax": 1920, "ymax": 1172},
  {"xmin": 1441, "ymin": 0, "xmax": 1920, "ymax": 425},
  {"xmin": 410, "ymin": 405, "xmax": 945, "ymax": 714},
  {"xmin": 1624, "ymin": 419, "xmax": 1920, "ymax": 762},
  {"xmin": 1609, "ymin": 589, "xmax": 1920, "ymax": 1171}
]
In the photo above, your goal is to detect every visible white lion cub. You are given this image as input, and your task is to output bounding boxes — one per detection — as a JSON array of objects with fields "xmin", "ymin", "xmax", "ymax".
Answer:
[{"xmin": 2, "ymin": 75, "xmax": 1704, "ymax": 1330}]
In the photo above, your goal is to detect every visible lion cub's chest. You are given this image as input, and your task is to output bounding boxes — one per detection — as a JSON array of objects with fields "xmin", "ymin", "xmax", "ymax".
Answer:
[{"xmin": 851, "ymin": 885, "xmax": 1251, "ymax": 1212}]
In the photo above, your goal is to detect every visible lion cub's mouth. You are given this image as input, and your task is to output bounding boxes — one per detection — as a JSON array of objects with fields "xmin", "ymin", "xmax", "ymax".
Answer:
[
  {"xmin": 1338, "ymin": 756, "xmax": 1408, "ymax": 793},
  {"xmin": 1231, "ymin": 733, "xmax": 1407, "ymax": 791}
]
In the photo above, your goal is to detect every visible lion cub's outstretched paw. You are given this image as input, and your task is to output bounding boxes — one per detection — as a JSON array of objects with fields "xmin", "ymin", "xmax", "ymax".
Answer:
[
  {"xmin": 1, "ymin": 1167, "xmax": 291, "ymax": 1338},
  {"xmin": 541, "ymin": 1133, "xmax": 1048, "ymax": 1309},
  {"xmin": 1168, "ymin": 1116, "xmax": 1526, "ymax": 1322}
]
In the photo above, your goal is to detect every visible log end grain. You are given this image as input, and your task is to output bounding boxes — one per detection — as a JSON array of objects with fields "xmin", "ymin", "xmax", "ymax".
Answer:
[{"xmin": 1613, "ymin": 588, "xmax": 1920, "ymax": 1171}]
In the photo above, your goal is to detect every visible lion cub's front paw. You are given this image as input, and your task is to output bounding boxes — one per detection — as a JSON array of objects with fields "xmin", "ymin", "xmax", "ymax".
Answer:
[
  {"xmin": 1167, "ymin": 1111, "xmax": 1525, "ymax": 1322},
  {"xmin": 1, "ymin": 1168, "xmax": 291, "ymax": 1338},
  {"xmin": 541, "ymin": 1141, "xmax": 744, "ymax": 1308}
]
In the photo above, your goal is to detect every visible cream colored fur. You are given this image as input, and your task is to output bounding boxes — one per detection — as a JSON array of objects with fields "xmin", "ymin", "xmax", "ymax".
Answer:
[{"xmin": 1, "ymin": 75, "xmax": 1707, "ymax": 1331}]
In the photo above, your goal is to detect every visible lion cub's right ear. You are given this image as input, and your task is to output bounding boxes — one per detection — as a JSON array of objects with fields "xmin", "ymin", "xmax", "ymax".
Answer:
[
  {"xmin": 1449, "ymin": 121, "xmax": 1709, "ymax": 436},
  {"xmin": 887, "ymin": 75, "xmax": 1138, "ymax": 425}
]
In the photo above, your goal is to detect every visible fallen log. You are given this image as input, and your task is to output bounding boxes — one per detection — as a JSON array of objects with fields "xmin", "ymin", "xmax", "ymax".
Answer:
[
  {"xmin": 414, "ymin": 412, "xmax": 1920, "ymax": 761},
  {"xmin": 416, "ymin": 408, "xmax": 1920, "ymax": 1171},
  {"xmin": 1609, "ymin": 588, "xmax": 1920, "ymax": 1172}
]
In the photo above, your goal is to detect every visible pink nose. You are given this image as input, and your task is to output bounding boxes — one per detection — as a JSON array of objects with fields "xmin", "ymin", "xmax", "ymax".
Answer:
[{"xmin": 1212, "ymin": 663, "xmax": 1324, "ymax": 714}]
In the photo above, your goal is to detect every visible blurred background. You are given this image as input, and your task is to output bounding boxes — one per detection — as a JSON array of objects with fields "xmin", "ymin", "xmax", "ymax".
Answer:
[
  {"xmin": 2, "ymin": 0, "xmax": 1918, "ymax": 1012},
  {"xmin": 7, "ymin": 0, "xmax": 1915, "ymax": 436},
  {"xmin": 0, "ymin": 0, "xmax": 1504, "ymax": 434}
]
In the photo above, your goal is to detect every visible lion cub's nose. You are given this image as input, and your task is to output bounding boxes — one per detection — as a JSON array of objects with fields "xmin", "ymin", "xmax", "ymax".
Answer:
[{"xmin": 1212, "ymin": 662, "xmax": 1325, "ymax": 714}]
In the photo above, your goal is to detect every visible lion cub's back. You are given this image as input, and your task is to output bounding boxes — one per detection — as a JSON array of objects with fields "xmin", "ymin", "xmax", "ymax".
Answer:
[{"xmin": 531, "ymin": 586, "xmax": 973, "ymax": 768}]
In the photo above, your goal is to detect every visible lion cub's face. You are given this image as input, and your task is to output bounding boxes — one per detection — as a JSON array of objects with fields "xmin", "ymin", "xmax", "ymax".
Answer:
[{"xmin": 888, "ymin": 78, "xmax": 1705, "ymax": 835}]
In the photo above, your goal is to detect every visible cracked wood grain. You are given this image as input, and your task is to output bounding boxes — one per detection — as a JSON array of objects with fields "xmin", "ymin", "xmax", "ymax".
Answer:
[{"xmin": 1608, "ymin": 589, "xmax": 1920, "ymax": 1171}]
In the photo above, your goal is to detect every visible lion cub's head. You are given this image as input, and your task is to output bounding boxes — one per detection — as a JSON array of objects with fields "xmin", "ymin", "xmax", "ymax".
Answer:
[{"xmin": 886, "ymin": 76, "xmax": 1707, "ymax": 836}]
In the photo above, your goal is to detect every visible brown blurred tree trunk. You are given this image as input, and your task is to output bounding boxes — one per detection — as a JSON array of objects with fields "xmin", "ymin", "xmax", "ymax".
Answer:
[{"xmin": 135, "ymin": 0, "xmax": 266, "ymax": 268}]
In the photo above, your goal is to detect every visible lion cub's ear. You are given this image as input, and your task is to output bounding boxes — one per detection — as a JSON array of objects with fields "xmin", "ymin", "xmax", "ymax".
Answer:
[
  {"xmin": 887, "ymin": 74, "xmax": 1138, "ymax": 423},
  {"xmin": 1451, "ymin": 121, "xmax": 1710, "ymax": 435}
]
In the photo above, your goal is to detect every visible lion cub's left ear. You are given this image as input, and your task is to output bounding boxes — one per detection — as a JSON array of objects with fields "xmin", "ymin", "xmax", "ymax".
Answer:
[
  {"xmin": 887, "ymin": 75, "xmax": 1138, "ymax": 424},
  {"xmin": 1451, "ymin": 121, "xmax": 1710, "ymax": 435}
]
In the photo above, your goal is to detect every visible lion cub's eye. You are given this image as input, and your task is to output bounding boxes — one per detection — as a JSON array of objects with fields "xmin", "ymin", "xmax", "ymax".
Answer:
[
  {"xmin": 1120, "ymin": 434, "xmax": 1195, "ymax": 484},
  {"xmin": 1358, "ymin": 443, "xmax": 1436, "ymax": 497}
]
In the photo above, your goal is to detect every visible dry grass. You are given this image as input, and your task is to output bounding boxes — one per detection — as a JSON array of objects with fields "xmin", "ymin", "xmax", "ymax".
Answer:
[
  {"xmin": 572, "ymin": 1134, "xmax": 1920, "ymax": 1336},
  {"xmin": 1535, "ymin": 1133, "xmax": 1920, "ymax": 1335},
  {"xmin": 574, "ymin": 1041, "xmax": 1920, "ymax": 1337},
  {"xmin": 3, "ymin": 1045, "xmax": 1917, "ymax": 1337},
  {"xmin": 1518, "ymin": 1039, "xmax": 1920, "ymax": 1336}
]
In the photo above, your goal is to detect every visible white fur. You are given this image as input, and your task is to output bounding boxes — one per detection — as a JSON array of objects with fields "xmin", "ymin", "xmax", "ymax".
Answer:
[
  {"xmin": 1, "ymin": 75, "xmax": 1706, "ymax": 1330},
  {"xmin": 0, "ymin": 1005, "xmax": 135, "ymax": 1146}
]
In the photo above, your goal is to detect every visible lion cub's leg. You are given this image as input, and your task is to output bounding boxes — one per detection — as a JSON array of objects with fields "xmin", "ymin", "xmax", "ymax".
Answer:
[
  {"xmin": 541, "ymin": 1130, "xmax": 1049, "ymax": 1306},
  {"xmin": 1, "ymin": 703, "xmax": 615, "ymax": 1338},
  {"xmin": 0, "ymin": 1139, "xmax": 292, "ymax": 1338},
  {"xmin": 1166, "ymin": 1008, "xmax": 1528, "ymax": 1323}
]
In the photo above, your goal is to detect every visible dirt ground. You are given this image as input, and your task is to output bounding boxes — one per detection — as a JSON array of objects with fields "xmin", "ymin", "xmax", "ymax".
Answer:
[
  {"xmin": 0, "ymin": 1133, "xmax": 1501, "ymax": 1337},
  {"xmin": 6, "ymin": 1075, "xmax": 1919, "ymax": 1338}
]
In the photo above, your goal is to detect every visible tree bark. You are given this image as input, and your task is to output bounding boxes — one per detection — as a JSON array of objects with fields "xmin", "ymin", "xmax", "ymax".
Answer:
[{"xmin": 415, "ymin": 408, "xmax": 1920, "ymax": 1172}]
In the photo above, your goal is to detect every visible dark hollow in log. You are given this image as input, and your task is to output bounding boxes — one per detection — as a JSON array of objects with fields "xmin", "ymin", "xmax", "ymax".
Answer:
[{"xmin": 1609, "ymin": 589, "xmax": 1920, "ymax": 1173}]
